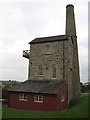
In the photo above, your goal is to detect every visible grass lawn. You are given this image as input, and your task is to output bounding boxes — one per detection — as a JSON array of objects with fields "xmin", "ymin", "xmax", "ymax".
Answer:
[{"xmin": 2, "ymin": 93, "xmax": 89, "ymax": 118}]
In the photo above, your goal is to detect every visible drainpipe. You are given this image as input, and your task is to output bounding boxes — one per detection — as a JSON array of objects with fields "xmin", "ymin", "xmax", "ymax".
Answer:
[{"xmin": 62, "ymin": 40, "xmax": 64, "ymax": 81}]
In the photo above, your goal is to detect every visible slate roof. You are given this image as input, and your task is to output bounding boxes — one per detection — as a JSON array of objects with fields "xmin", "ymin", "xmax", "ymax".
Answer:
[
  {"xmin": 29, "ymin": 35, "xmax": 70, "ymax": 44},
  {"xmin": 8, "ymin": 80, "xmax": 65, "ymax": 95}
]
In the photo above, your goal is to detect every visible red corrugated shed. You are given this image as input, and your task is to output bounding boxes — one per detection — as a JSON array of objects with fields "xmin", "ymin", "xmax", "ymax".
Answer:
[{"xmin": 8, "ymin": 82, "xmax": 67, "ymax": 111}]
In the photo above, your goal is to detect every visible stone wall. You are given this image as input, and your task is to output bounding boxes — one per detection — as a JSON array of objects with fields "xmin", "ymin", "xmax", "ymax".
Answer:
[
  {"xmin": 72, "ymin": 36, "xmax": 81, "ymax": 99},
  {"xmin": 28, "ymin": 41, "xmax": 65, "ymax": 81},
  {"xmin": 64, "ymin": 36, "xmax": 73, "ymax": 105}
]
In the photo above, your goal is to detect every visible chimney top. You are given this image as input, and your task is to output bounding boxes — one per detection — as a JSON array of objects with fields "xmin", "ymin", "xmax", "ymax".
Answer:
[
  {"xmin": 66, "ymin": 4, "xmax": 74, "ymax": 8},
  {"xmin": 65, "ymin": 4, "xmax": 76, "ymax": 36}
]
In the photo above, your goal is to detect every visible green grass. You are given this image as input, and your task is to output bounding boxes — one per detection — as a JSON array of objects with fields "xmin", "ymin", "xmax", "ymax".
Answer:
[{"xmin": 2, "ymin": 93, "xmax": 89, "ymax": 118}]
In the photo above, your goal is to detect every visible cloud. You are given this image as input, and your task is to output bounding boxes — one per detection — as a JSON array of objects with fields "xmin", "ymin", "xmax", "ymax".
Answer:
[{"xmin": 1, "ymin": 51, "xmax": 28, "ymax": 81}]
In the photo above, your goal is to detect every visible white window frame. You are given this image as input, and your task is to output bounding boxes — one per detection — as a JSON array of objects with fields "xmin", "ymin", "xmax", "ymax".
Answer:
[
  {"xmin": 34, "ymin": 95, "xmax": 43, "ymax": 103},
  {"xmin": 19, "ymin": 94, "xmax": 27, "ymax": 101},
  {"xmin": 38, "ymin": 65, "xmax": 43, "ymax": 76},
  {"xmin": 61, "ymin": 95, "xmax": 65, "ymax": 102}
]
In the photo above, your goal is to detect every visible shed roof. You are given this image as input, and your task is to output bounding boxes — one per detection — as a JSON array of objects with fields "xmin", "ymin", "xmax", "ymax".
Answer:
[
  {"xmin": 9, "ymin": 80, "xmax": 66, "ymax": 95},
  {"xmin": 29, "ymin": 35, "xmax": 70, "ymax": 44}
]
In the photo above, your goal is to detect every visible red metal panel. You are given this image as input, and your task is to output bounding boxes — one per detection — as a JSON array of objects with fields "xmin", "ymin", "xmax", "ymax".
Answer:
[
  {"xmin": 9, "ymin": 92, "xmax": 58, "ymax": 111},
  {"xmin": 22, "ymin": 50, "xmax": 30, "ymax": 59},
  {"xmin": 32, "ymin": 95, "xmax": 58, "ymax": 111},
  {"xmin": 9, "ymin": 83, "xmax": 68, "ymax": 111},
  {"xmin": 57, "ymin": 83, "xmax": 68, "ymax": 110}
]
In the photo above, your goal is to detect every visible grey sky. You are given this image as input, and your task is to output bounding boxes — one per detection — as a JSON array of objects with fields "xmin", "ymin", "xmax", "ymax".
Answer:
[{"xmin": 0, "ymin": 0, "xmax": 88, "ymax": 83}]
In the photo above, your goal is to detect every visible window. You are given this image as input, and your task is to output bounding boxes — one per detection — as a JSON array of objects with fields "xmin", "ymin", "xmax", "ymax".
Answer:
[
  {"xmin": 19, "ymin": 94, "xmax": 27, "ymax": 101},
  {"xmin": 38, "ymin": 65, "xmax": 43, "ymax": 76},
  {"xmin": 45, "ymin": 44, "xmax": 51, "ymax": 54},
  {"xmin": 70, "ymin": 69, "xmax": 72, "ymax": 84},
  {"xmin": 61, "ymin": 95, "xmax": 65, "ymax": 102},
  {"xmin": 52, "ymin": 65, "xmax": 56, "ymax": 78},
  {"xmin": 56, "ymin": 54, "xmax": 59, "ymax": 61},
  {"xmin": 34, "ymin": 95, "xmax": 43, "ymax": 103}
]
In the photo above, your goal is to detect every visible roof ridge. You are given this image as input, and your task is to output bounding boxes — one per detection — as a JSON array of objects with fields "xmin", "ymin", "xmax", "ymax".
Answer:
[
  {"xmin": 34, "ymin": 34, "xmax": 69, "ymax": 39},
  {"xmin": 29, "ymin": 34, "xmax": 70, "ymax": 44}
]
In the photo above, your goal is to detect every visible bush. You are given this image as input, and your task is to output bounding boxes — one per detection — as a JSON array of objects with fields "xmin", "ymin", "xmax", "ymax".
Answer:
[{"xmin": 81, "ymin": 84, "xmax": 89, "ymax": 93}]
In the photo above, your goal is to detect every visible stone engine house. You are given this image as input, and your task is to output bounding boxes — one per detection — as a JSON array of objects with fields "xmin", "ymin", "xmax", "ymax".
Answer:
[{"xmin": 8, "ymin": 4, "xmax": 81, "ymax": 111}]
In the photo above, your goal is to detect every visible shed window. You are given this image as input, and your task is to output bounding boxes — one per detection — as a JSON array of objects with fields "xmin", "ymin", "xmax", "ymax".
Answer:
[
  {"xmin": 19, "ymin": 94, "xmax": 27, "ymax": 101},
  {"xmin": 61, "ymin": 95, "xmax": 65, "ymax": 102},
  {"xmin": 34, "ymin": 95, "xmax": 43, "ymax": 103},
  {"xmin": 52, "ymin": 65, "xmax": 56, "ymax": 78},
  {"xmin": 38, "ymin": 65, "xmax": 43, "ymax": 76}
]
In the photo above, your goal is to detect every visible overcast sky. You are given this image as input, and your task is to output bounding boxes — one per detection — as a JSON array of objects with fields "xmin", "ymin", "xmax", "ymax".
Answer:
[{"xmin": 0, "ymin": 0, "xmax": 88, "ymax": 83}]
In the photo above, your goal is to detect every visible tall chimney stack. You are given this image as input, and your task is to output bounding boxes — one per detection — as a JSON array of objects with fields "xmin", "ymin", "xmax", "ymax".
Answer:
[{"xmin": 66, "ymin": 4, "xmax": 76, "ymax": 36}]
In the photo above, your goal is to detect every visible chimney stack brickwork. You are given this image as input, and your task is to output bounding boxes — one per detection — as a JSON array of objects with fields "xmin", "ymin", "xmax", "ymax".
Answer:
[
  {"xmin": 72, "ymin": 36, "xmax": 81, "ymax": 98},
  {"xmin": 66, "ymin": 4, "xmax": 81, "ymax": 102},
  {"xmin": 66, "ymin": 5, "xmax": 76, "ymax": 36}
]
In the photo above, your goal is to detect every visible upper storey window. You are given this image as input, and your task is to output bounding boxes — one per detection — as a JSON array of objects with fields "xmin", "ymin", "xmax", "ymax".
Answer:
[
  {"xmin": 56, "ymin": 54, "xmax": 59, "ymax": 61},
  {"xmin": 70, "ymin": 69, "xmax": 72, "ymax": 84},
  {"xmin": 52, "ymin": 65, "xmax": 56, "ymax": 78},
  {"xmin": 45, "ymin": 44, "xmax": 51, "ymax": 54},
  {"xmin": 38, "ymin": 65, "xmax": 43, "ymax": 76}
]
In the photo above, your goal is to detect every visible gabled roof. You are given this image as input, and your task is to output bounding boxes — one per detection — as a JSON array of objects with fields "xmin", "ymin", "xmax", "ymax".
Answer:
[
  {"xmin": 29, "ymin": 35, "xmax": 70, "ymax": 44},
  {"xmin": 8, "ymin": 80, "xmax": 66, "ymax": 95}
]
